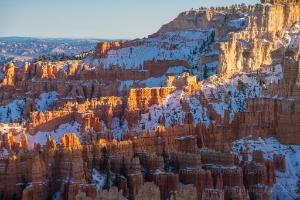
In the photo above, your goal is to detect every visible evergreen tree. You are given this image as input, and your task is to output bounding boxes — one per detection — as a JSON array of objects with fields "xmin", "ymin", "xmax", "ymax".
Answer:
[
  {"xmin": 162, "ymin": 140, "xmax": 170, "ymax": 172},
  {"xmin": 158, "ymin": 116, "xmax": 162, "ymax": 124},
  {"xmin": 100, "ymin": 147, "xmax": 109, "ymax": 172},
  {"xmin": 12, "ymin": 193, "xmax": 17, "ymax": 200},
  {"xmin": 103, "ymin": 168, "xmax": 111, "ymax": 190},
  {"xmin": 239, "ymin": 146, "xmax": 243, "ymax": 152},
  {"xmin": 120, "ymin": 156, "xmax": 126, "ymax": 177},
  {"xmin": 148, "ymin": 113, "xmax": 151, "ymax": 121},
  {"xmin": 133, "ymin": 152, "xmax": 139, "ymax": 158},
  {"xmin": 211, "ymin": 30, "xmax": 215, "ymax": 43},
  {"xmin": 203, "ymin": 64, "xmax": 208, "ymax": 79},
  {"xmin": 295, "ymin": 175, "xmax": 300, "ymax": 200},
  {"xmin": 114, "ymin": 172, "xmax": 120, "ymax": 188},
  {"xmin": 175, "ymin": 160, "xmax": 180, "ymax": 173},
  {"xmin": 144, "ymin": 165, "xmax": 151, "ymax": 182},
  {"xmin": 7, "ymin": 108, "xmax": 11, "ymax": 118},
  {"xmin": 20, "ymin": 174, "xmax": 29, "ymax": 192},
  {"xmin": 1, "ymin": 189, "xmax": 5, "ymax": 200}
]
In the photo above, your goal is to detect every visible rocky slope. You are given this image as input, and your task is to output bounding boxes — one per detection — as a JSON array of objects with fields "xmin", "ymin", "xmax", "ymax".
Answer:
[{"xmin": 0, "ymin": 0, "xmax": 300, "ymax": 200}]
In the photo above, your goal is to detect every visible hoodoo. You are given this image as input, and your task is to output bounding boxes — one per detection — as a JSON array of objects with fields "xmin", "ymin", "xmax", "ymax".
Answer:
[{"xmin": 1, "ymin": 1, "xmax": 300, "ymax": 200}]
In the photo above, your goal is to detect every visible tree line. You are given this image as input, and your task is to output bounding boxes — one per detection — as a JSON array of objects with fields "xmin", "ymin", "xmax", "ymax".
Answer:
[{"xmin": 198, "ymin": 3, "xmax": 249, "ymax": 13}]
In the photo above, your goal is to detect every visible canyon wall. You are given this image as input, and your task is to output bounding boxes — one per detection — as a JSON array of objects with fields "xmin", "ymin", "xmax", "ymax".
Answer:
[
  {"xmin": 157, "ymin": 10, "xmax": 244, "ymax": 35},
  {"xmin": 218, "ymin": 3, "xmax": 300, "ymax": 77}
]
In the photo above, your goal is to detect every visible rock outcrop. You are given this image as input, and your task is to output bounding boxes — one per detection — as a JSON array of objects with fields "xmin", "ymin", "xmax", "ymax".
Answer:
[
  {"xmin": 218, "ymin": 3, "xmax": 300, "ymax": 77},
  {"xmin": 1, "ymin": 1, "xmax": 300, "ymax": 200}
]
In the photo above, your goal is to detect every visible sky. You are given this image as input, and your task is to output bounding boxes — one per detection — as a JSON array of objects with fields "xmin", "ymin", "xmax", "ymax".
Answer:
[{"xmin": 0, "ymin": 0, "xmax": 259, "ymax": 39}]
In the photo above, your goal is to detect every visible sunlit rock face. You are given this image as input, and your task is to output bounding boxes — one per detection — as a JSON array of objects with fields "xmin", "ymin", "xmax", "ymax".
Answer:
[
  {"xmin": 1, "ymin": 0, "xmax": 300, "ymax": 199},
  {"xmin": 218, "ymin": 2, "xmax": 300, "ymax": 78}
]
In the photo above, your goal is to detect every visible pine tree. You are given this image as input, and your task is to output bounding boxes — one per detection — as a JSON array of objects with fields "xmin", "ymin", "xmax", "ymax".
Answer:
[
  {"xmin": 162, "ymin": 140, "xmax": 170, "ymax": 172},
  {"xmin": 114, "ymin": 172, "xmax": 120, "ymax": 188},
  {"xmin": 175, "ymin": 161, "xmax": 180, "ymax": 173},
  {"xmin": 1, "ymin": 190, "xmax": 5, "ymax": 200},
  {"xmin": 12, "ymin": 193, "xmax": 17, "ymax": 200},
  {"xmin": 103, "ymin": 168, "xmax": 111, "ymax": 190},
  {"xmin": 119, "ymin": 117, "xmax": 123, "ymax": 127},
  {"xmin": 295, "ymin": 175, "xmax": 300, "ymax": 199},
  {"xmin": 239, "ymin": 146, "xmax": 243, "ymax": 152},
  {"xmin": 100, "ymin": 147, "xmax": 109, "ymax": 172},
  {"xmin": 114, "ymin": 157, "xmax": 125, "ymax": 188},
  {"xmin": 203, "ymin": 64, "xmax": 208, "ymax": 79},
  {"xmin": 148, "ymin": 113, "xmax": 151, "ymax": 121},
  {"xmin": 158, "ymin": 116, "xmax": 162, "ymax": 124},
  {"xmin": 20, "ymin": 174, "xmax": 29, "ymax": 192},
  {"xmin": 7, "ymin": 108, "xmax": 11, "ymax": 118},
  {"xmin": 211, "ymin": 30, "xmax": 215, "ymax": 43},
  {"xmin": 144, "ymin": 165, "xmax": 151, "ymax": 182},
  {"xmin": 120, "ymin": 156, "xmax": 126, "ymax": 177}
]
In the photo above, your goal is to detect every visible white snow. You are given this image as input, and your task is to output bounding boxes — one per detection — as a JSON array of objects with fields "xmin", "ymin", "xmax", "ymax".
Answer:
[
  {"xmin": 52, "ymin": 192, "xmax": 60, "ymax": 200},
  {"xmin": 0, "ymin": 100, "xmax": 25, "ymax": 123},
  {"xmin": 134, "ymin": 64, "xmax": 283, "ymax": 132},
  {"xmin": 117, "ymin": 66, "xmax": 191, "ymax": 94},
  {"xmin": 90, "ymin": 168, "xmax": 113, "ymax": 190},
  {"xmin": 233, "ymin": 137, "xmax": 300, "ymax": 199},
  {"xmin": 140, "ymin": 76, "xmax": 166, "ymax": 88},
  {"xmin": 139, "ymin": 90, "xmax": 186, "ymax": 132},
  {"xmin": 185, "ymin": 94, "xmax": 209, "ymax": 126},
  {"xmin": 277, "ymin": 23, "xmax": 300, "ymax": 49},
  {"xmin": 228, "ymin": 17, "xmax": 248, "ymax": 29},
  {"xmin": 13, "ymin": 121, "xmax": 81, "ymax": 150},
  {"xmin": 110, "ymin": 117, "xmax": 129, "ymax": 140},
  {"xmin": 0, "ymin": 67, "xmax": 5, "ymax": 80},
  {"xmin": 201, "ymin": 64, "xmax": 283, "ymax": 123},
  {"xmin": 0, "ymin": 148, "xmax": 9, "ymax": 157},
  {"xmin": 166, "ymin": 66, "xmax": 188, "ymax": 75},
  {"xmin": 88, "ymin": 29, "xmax": 214, "ymax": 79},
  {"xmin": 35, "ymin": 91, "xmax": 58, "ymax": 112}
]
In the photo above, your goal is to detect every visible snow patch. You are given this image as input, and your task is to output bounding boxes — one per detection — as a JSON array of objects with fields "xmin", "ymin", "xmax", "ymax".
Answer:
[
  {"xmin": 13, "ymin": 121, "xmax": 81, "ymax": 150},
  {"xmin": 0, "ymin": 100, "xmax": 25, "ymax": 123},
  {"xmin": 35, "ymin": 91, "xmax": 58, "ymax": 112}
]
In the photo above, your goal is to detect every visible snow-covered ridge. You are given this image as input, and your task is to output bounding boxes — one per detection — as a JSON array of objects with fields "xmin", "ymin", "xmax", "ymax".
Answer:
[{"xmin": 94, "ymin": 29, "xmax": 214, "ymax": 72}]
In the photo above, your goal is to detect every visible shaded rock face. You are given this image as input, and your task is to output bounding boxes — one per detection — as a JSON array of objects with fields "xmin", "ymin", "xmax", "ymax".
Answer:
[
  {"xmin": 109, "ymin": 156, "xmax": 143, "ymax": 198},
  {"xmin": 149, "ymin": 173, "xmax": 179, "ymax": 199},
  {"xmin": 169, "ymin": 151, "xmax": 202, "ymax": 171},
  {"xmin": 0, "ymin": 133, "xmax": 91, "ymax": 200},
  {"xmin": 60, "ymin": 183, "xmax": 97, "ymax": 200},
  {"xmin": 2, "ymin": 1, "xmax": 300, "ymax": 200},
  {"xmin": 135, "ymin": 182, "xmax": 160, "ymax": 200}
]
